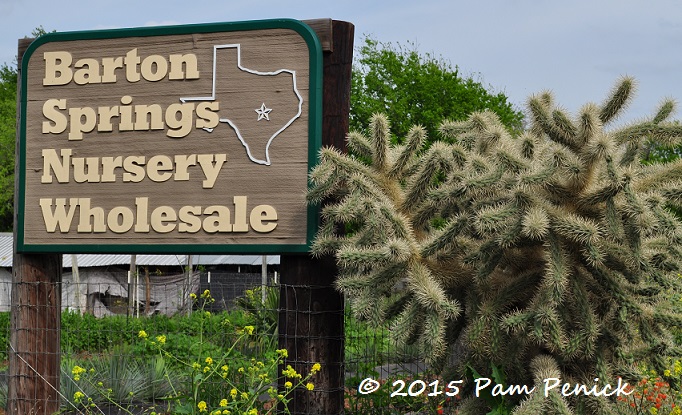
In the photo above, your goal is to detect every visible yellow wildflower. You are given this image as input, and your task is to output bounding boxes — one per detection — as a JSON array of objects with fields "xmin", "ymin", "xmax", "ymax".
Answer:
[
  {"xmin": 282, "ymin": 365, "xmax": 302, "ymax": 379},
  {"xmin": 276, "ymin": 349, "xmax": 288, "ymax": 358},
  {"xmin": 73, "ymin": 391, "xmax": 85, "ymax": 403},
  {"xmin": 306, "ymin": 382, "xmax": 314, "ymax": 391},
  {"xmin": 138, "ymin": 330, "xmax": 148, "ymax": 339},
  {"xmin": 244, "ymin": 325, "xmax": 255, "ymax": 335},
  {"xmin": 197, "ymin": 400, "xmax": 207, "ymax": 412},
  {"xmin": 155, "ymin": 335, "xmax": 166, "ymax": 344},
  {"xmin": 247, "ymin": 409, "xmax": 257, "ymax": 415},
  {"xmin": 230, "ymin": 388, "xmax": 238, "ymax": 399},
  {"xmin": 285, "ymin": 381, "xmax": 293, "ymax": 389},
  {"xmin": 205, "ymin": 357, "xmax": 213, "ymax": 365},
  {"xmin": 241, "ymin": 392, "xmax": 249, "ymax": 400},
  {"xmin": 190, "ymin": 293, "xmax": 197, "ymax": 300},
  {"xmin": 219, "ymin": 398, "xmax": 228, "ymax": 407},
  {"xmin": 72, "ymin": 365, "xmax": 86, "ymax": 381},
  {"xmin": 311, "ymin": 363, "xmax": 321, "ymax": 374}
]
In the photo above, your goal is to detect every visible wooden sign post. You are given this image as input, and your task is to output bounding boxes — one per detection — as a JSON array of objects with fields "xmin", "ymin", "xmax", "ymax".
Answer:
[
  {"xmin": 279, "ymin": 20, "xmax": 354, "ymax": 415},
  {"xmin": 9, "ymin": 37, "xmax": 63, "ymax": 415},
  {"xmin": 10, "ymin": 18, "xmax": 352, "ymax": 414}
]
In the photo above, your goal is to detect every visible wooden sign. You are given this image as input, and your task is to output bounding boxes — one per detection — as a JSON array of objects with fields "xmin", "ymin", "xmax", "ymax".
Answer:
[{"xmin": 16, "ymin": 19, "xmax": 322, "ymax": 253}]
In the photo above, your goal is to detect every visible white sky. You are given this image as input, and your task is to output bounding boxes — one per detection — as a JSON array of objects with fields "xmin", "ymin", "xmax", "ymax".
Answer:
[{"xmin": 1, "ymin": 0, "xmax": 681, "ymax": 126}]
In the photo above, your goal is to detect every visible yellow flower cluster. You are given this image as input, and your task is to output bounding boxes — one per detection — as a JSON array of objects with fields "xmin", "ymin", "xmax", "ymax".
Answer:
[
  {"xmin": 202, "ymin": 357, "xmax": 214, "ymax": 372},
  {"xmin": 236, "ymin": 325, "xmax": 256, "ymax": 335},
  {"xmin": 282, "ymin": 365, "xmax": 302, "ymax": 379},
  {"xmin": 71, "ymin": 365, "xmax": 86, "ymax": 381}
]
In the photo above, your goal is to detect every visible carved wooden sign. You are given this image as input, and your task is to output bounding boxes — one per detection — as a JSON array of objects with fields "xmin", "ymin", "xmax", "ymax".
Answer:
[{"xmin": 16, "ymin": 20, "xmax": 322, "ymax": 253}]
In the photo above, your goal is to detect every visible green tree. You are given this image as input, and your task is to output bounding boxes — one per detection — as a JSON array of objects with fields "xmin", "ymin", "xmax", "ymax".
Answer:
[
  {"xmin": 350, "ymin": 36, "xmax": 524, "ymax": 142},
  {"xmin": 309, "ymin": 77, "xmax": 682, "ymax": 414},
  {"xmin": 0, "ymin": 63, "xmax": 17, "ymax": 231},
  {"xmin": 0, "ymin": 27, "xmax": 49, "ymax": 231}
]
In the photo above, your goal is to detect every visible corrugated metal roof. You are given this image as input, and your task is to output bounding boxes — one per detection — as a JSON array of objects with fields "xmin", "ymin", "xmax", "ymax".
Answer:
[
  {"xmin": 0, "ymin": 233, "xmax": 12, "ymax": 268},
  {"xmin": 0, "ymin": 233, "xmax": 279, "ymax": 268}
]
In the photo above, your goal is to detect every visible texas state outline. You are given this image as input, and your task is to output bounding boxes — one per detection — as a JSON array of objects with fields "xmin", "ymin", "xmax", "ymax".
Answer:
[{"xmin": 180, "ymin": 44, "xmax": 303, "ymax": 166}]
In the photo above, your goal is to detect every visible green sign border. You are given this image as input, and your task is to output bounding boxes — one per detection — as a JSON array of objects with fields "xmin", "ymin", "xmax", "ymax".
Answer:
[{"xmin": 16, "ymin": 19, "xmax": 322, "ymax": 254}]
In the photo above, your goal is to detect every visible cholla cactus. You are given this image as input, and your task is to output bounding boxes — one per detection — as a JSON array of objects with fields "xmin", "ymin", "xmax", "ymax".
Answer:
[{"xmin": 308, "ymin": 77, "xmax": 682, "ymax": 414}]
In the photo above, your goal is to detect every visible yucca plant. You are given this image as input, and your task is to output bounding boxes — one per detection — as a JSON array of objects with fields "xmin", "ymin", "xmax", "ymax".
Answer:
[{"xmin": 308, "ymin": 77, "xmax": 682, "ymax": 414}]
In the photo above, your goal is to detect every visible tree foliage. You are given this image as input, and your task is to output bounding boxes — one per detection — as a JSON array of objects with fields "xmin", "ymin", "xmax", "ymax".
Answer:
[
  {"xmin": 350, "ymin": 37, "xmax": 524, "ymax": 142},
  {"xmin": 309, "ymin": 77, "xmax": 682, "ymax": 414},
  {"xmin": 0, "ymin": 27, "xmax": 49, "ymax": 231},
  {"xmin": 0, "ymin": 63, "xmax": 16, "ymax": 231}
]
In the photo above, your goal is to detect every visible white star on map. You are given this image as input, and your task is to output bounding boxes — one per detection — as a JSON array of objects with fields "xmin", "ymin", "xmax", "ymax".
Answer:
[{"xmin": 255, "ymin": 103, "xmax": 272, "ymax": 121}]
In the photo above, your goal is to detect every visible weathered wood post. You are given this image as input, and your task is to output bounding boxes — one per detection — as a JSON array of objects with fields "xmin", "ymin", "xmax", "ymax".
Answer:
[
  {"xmin": 8, "ymin": 37, "xmax": 62, "ymax": 415},
  {"xmin": 280, "ymin": 19, "xmax": 354, "ymax": 415}
]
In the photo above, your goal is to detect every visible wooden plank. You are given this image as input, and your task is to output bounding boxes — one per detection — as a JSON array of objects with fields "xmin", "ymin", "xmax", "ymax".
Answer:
[
  {"xmin": 302, "ymin": 19, "xmax": 333, "ymax": 52},
  {"xmin": 9, "ymin": 36, "xmax": 62, "ymax": 415},
  {"xmin": 279, "ymin": 19, "xmax": 353, "ymax": 415}
]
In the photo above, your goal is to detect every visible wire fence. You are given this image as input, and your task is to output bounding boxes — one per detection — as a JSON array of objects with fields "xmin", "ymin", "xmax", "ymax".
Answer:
[{"xmin": 1, "ymin": 271, "xmax": 433, "ymax": 415}]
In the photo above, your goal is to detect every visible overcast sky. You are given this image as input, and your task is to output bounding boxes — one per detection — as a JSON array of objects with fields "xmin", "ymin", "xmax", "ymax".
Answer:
[{"xmin": 1, "ymin": 0, "xmax": 681, "ymax": 127}]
